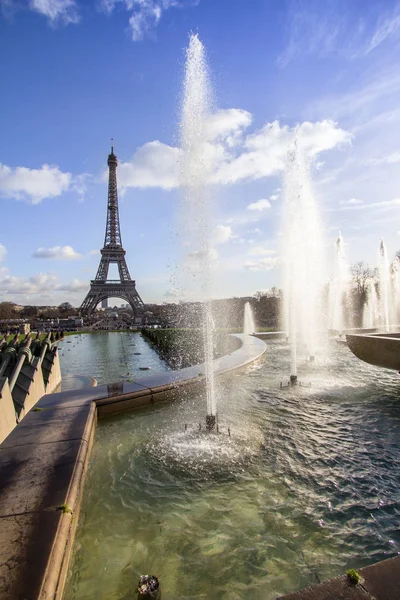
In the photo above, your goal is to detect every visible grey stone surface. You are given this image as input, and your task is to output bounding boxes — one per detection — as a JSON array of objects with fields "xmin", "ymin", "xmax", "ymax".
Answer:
[
  {"xmin": 277, "ymin": 557, "xmax": 400, "ymax": 600},
  {"xmin": 1, "ymin": 405, "xmax": 92, "ymax": 448},
  {"xmin": 346, "ymin": 333, "xmax": 400, "ymax": 370},
  {"xmin": 0, "ymin": 511, "xmax": 63, "ymax": 600},
  {"xmin": 361, "ymin": 555, "xmax": 400, "ymax": 600},
  {"xmin": 37, "ymin": 379, "xmax": 151, "ymax": 409},
  {"xmin": 277, "ymin": 576, "xmax": 371, "ymax": 599},
  {"xmin": 0, "ymin": 438, "xmax": 87, "ymax": 517}
]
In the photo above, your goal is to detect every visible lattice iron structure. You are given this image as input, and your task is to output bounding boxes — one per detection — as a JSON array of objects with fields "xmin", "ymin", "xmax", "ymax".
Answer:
[{"xmin": 80, "ymin": 145, "xmax": 144, "ymax": 317}]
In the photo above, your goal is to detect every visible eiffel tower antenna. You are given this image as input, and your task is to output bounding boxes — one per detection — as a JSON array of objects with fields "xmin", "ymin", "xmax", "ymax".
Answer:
[{"xmin": 80, "ymin": 145, "xmax": 144, "ymax": 317}]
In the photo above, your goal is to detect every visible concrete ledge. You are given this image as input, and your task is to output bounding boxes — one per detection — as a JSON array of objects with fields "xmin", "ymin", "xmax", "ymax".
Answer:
[
  {"xmin": 346, "ymin": 332, "xmax": 400, "ymax": 371},
  {"xmin": 0, "ymin": 333, "xmax": 266, "ymax": 599},
  {"xmin": 278, "ymin": 555, "xmax": 400, "ymax": 600},
  {"xmin": 0, "ymin": 405, "xmax": 95, "ymax": 599}
]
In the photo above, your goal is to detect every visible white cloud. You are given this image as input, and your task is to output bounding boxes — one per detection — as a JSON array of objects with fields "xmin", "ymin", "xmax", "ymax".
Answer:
[
  {"xmin": 29, "ymin": 0, "xmax": 79, "ymax": 24},
  {"xmin": 312, "ymin": 65, "xmax": 400, "ymax": 124},
  {"xmin": 72, "ymin": 173, "xmax": 92, "ymax": 201},
  {"xmin": 0, "ymin": 269, "xmax": 58, "ymax": 296},
  {"xmin": 248, "ymin": 246, "xmax": 277, "ymax": 256},
  {"xmin": 57, "ymin": 279, "xmax": 88, "ymax": 292},
  {"xmin": 102, "ymin": 0, "xmax": 196, "ymax": 41},
  {"xmin": 204, "ymin": 109, "xmax": 252, "ymax": 146},
  {"xmin": 244, "ymin": 257, "xmax": 279, "ymax": 271},
  {"xmin": 0, "ymin": 244, "xmax": 7, "ymax": 262},
  {"xmin": 0, "ymin": 265, "xmax": 88, "ymax": 302},
  {"xmin": 247, "ymin": 199, "xmax": 271, "ymax": 211},
  {"xmin": 366, "ymin": 151, "xmax": 400, "ymax": 166},
  {"xmin": 279, "ymin": 2, "xmax": 400, "ymax": 66},
  {"xmin": 367, "ymin": 11, "xmax": 400, "ymax": 54},
  {"xmin": 118, "ymin": 115, "xmax": 350, "ymax": 192},
  {"xmin": 339, "ymin": 198, "xmax": 400, "ymax": 211},
  {"xmin": 0, "ymin": 163, "xmax": 71, "ymax": 204},
  {"xmin": 212, "ymin": 119, "xmax": 350, "ymax": 185},
  {"xmin": 278, "ymin": 0, "xmax": 348, "ymax": 67},
  {"xmin": 88, "ymin": 249, "xmax": 100, "ymax": 256},
  {"xmin": 340, "ymin": 198, "xmax": 363, "ymax": 205},
  {"xmin": 32, "ymin": 245, "xmax": 82, "ymax": 260},
  {"xmin": 128, "ymin": 1, "xmax": 161, "ymax": 41},
  {"xmin": 118, "ymin": 141, "xmax": 180, "ymax": 191},
  {"xmin": 211, "ymin": 225, "xmax": 233, "ymax": 245}
]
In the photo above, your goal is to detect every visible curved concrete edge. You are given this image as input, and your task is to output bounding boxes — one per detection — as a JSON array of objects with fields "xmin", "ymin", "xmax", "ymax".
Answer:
[
  {"xmin": 37, "ymin": 333, "xmax": 267, "ymax": 416},
  {"xmin": 40, "ymin": 402, "xmax": 97, "ymax": 600},
  {"xmin": 0, "ymin": 333, "xmax": 267, "ymax": 600},
  {"xmin": 253, "ymin": 331, "xmax": 287, "ymax": 340},
  {"xmin": 346, "ymin": 333, "xmax": 400, "ymax": 371}
]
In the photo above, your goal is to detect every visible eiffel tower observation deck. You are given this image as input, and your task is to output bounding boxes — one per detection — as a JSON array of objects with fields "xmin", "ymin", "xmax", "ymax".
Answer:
[{"xmin": 80, "ymin": 144, "xmax": 144, "ymax": 317}]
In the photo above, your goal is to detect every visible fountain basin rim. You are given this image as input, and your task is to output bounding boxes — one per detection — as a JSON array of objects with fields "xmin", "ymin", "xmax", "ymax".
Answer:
[
  {"xmin": 346, "ymin": 332, "xmax": 400, "ymax": 371},
  {"xmin": 0, "ymin": 333, "xmax": 266, "ymax": 600}
]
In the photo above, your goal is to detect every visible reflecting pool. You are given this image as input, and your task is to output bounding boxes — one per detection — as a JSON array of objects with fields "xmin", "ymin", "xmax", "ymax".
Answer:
[
  {"xmin": 65, "ymin": 340, "xmax": 400, "ymax": 600},
  {"xmin": 58, "ymin": 332, "xmax": 169, "ymax": 386}
]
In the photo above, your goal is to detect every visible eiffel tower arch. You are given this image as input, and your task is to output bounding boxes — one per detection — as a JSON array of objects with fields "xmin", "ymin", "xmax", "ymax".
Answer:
[{"xmin": 80, "ymin": 145, "xmax": 144, "ymax": 317}]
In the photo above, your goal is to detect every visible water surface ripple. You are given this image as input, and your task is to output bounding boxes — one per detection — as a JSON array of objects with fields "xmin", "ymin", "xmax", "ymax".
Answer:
[
  {"xmin": 65, "ymin": 340, "xmax": 400, "ymax": 600},
  {"xmin": 58, "ymin": 331, "xmax": 170, "ymax": 386}
]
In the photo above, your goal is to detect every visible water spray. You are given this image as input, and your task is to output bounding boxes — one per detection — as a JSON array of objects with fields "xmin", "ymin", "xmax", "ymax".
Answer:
[{"xmin": 180, "ymin": 34, "xmax": 219, "ymax": 432}]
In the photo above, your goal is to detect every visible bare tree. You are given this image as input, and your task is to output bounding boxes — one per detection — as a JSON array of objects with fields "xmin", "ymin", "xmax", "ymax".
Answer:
[
  {"xmin": 351, "ymin": 262, "xmax": 377, "ymax": 296},
  {"xmin": 350, "ymin": 262, "xmax": 378, "ymax": 326}
]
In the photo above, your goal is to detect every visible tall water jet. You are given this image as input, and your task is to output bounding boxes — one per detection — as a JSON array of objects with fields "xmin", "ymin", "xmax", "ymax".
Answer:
[
  {"xmin": 389, "ymin": 256, "xmax": 400, "ymax": 327},
  {"xmin": 180, "ymin": 34, "xmax": 216, "ymax": 429},
  {"xmin": 362, "ymin": 280, "xmax": 379, "ymax": 328},
  {"xmin": 379, "ymin": 240, "xmax": 390, "ymax": 332},
  {"xmin": 243, "ymin": 302, "xmax": 256, "ymax": 335},
  {"xmin": 329, "ymin": 233, "xmax": 350, "ymax": 334},
  {"xmin": 282, "ymin": 135, "xmax": 325, "ymax": 381}
]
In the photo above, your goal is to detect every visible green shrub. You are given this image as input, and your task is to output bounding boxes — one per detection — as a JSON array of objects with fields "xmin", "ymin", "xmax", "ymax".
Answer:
[{"xmin": 347, "ymin": 569, "xmax": 360, "ymax": 584}]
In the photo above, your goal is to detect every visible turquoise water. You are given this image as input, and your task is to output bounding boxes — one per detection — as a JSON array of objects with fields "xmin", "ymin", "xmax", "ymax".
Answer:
[
  {"xmin": 58, "ymin": 332, "xmax": 169, "ymax": 386},
  {"xmin": 65, "ymin": 340, "xmax": 400, "ymax": 599}
]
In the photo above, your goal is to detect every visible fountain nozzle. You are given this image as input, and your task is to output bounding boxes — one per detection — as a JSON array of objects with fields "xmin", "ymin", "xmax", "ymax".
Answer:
[{"xmin": 290, "ymin": 375, "xmax": 298, "ymax": 386}]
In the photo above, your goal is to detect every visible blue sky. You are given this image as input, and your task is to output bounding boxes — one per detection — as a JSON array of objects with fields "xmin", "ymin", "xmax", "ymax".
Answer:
[{"xmin": 1, "ymin": 0, "xmax": 400, "ymax": 306}]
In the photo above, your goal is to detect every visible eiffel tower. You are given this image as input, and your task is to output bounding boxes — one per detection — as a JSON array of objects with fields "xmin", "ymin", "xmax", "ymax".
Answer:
[{"xmin": 80, "ymin": 144, "xmax": 144, "ymax": 317}]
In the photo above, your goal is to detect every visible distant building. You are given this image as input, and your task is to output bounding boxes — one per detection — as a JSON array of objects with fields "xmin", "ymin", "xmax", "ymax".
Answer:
[{"xmin": 102, "ymin": 299, "xmax": 108, "ymax": 309}]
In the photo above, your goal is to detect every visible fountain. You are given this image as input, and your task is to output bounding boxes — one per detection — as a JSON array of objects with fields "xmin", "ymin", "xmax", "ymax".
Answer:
[
  {"xmin": 63, "ymin": 34, "xmax": 400, "ymax": 600},
  {"xmin": 328, "ymin": 233, "xmax": 350, "ymax": 335},
  {"xmin": 362, "ymin": 279, "xmax": 379, "ymax": 329},
  {"xmin": 389, "ymin": 255, "xmax": 400, "ymax": 327},
  {"xmin": 379, "ymin": 240, "xmax": 390, "ymax": 332},
  {"xmin": 282, "ymin": 136, "xmax": 325, "ymax": 384},
  {"xmin": 180, "ymin": 34, "xmax": 217, "ymax": 430},
  {"xmin": 243, "ymin": 301, "xmax": 256, "ymax": 334}
]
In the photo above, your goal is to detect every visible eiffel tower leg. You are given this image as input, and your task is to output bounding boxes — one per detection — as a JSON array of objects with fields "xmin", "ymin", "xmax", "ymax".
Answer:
[
  {"xmin": 125, "ymin": 292, "xmax": 144, "ymax": 313},
  {"xmin": 80, "ymin": 291, "xmax": 103, "ymax": 316}
]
